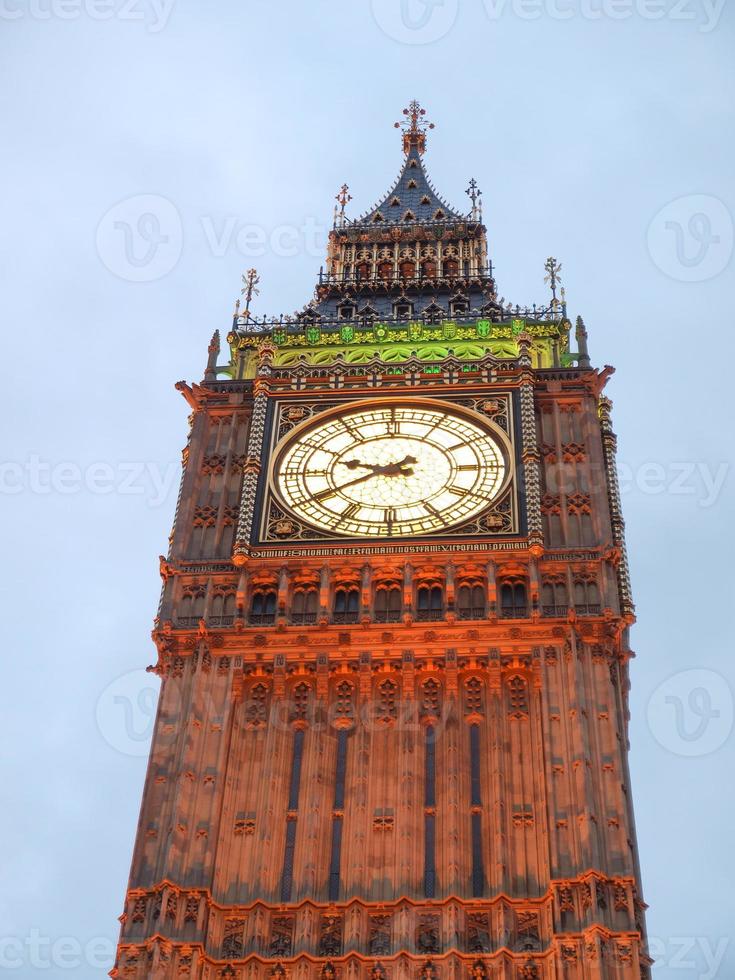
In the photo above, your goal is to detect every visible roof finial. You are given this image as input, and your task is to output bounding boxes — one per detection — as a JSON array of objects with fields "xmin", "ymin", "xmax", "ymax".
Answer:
[
  {"xmin": 466, "ymin": 178, "xmax": 482, "ymax": 221},
  {"xmin": 394, "ymin": 100, "xmax": 434, "ymax": 155},
  {"xmin": 334, "ymin": 183, "xmax": 352, "ymax": 228},
  {"xmin": 576, "ymin": 315, "xmax": 591, "ymax": 369},
  {"xmin": 544, "ymin": 257, "xmax": 563, "ymax": 311},
  {"xmin": 240, "ymin": 268, "xmax": 260, "ymax": 319},
  {"xmin": 204, "ymin": 329, "xmax": 220, "ymax": 382}
]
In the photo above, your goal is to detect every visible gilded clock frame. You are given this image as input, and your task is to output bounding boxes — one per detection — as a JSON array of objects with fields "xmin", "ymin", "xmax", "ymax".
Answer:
[{"xmin": 253, "ymin": 393, "xmax": 523, "ymax": 546}]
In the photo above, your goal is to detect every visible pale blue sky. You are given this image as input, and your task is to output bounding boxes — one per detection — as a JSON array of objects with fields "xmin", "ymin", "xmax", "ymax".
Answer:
[{"xmin": 1, "ymin": 1, "xmax": 734, "ymax": 976}]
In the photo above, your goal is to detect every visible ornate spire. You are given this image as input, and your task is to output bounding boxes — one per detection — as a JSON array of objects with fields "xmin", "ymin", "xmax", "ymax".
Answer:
[
  {"xmin": 543, "ymin": 256, "xmax": 563, "ymax": 310},
  {"xmin": 466, "ymin": 178, "xmax": 482, "ymax": 221},
  {"xmin": 394, "ymin": 100, "xmax": 434, "ymax": 155},
  {"xmin": 204, "ymin": 329, "xmax": 220, "ymax": 382},
  {"xmin": 576, "ymin": 315, "xmax": 591, "ymax": 368},
  {"xmin": 240, "ymin": 268, "xmax": 260, "ymax": 317},
  {"xmin": 334, "ymin": 183, "xmax": 352, "ymax": 228}
]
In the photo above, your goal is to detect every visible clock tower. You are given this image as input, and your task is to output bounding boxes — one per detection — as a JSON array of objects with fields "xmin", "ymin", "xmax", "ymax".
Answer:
[{"xmin": 113, "ymin": 103, "xmax": 651, "ymax": 980}]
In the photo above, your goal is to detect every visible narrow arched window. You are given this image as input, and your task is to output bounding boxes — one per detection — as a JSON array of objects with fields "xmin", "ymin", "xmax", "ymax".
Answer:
[
  {"xmin": 575, "ymin": 578, "xmax": 601, "ymax": 615},
  {"xmin": 333, "ymin": 587, "xmax": 360, "ymax": 624},
  {"xmin": 291, "ymin": 587, "xmax": 318, "ymax": 625},
  {"xmin": 417, "ymin": 585, "xmax": 443, "ymax": 621},
  {"xmin": 500, "ymin": 582, "xmax": 527, "ymax": 619},
  {"xmin": 250, "ymin": 589, "xmax": 276, "ymax": 625},
  {"xmin": 541, "ymin": 579, "xmax": 567, "ymax": 617},
  {"xmin": 457, "ymin": 584, "xmax": 485, "ymax": 620},
  {"xmin": 375, "ymin": 585, "xmax": 401, "ymax": 623}
]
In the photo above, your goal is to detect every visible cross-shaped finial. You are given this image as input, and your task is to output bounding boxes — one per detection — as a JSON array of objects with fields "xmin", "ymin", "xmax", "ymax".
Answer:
[
  {"xmin": 543, "ymin": 257, "xmax": 563, "ymax": 307},
  {"xmin": 394, "ymin": 100, "xmax": 435, "ymax": 155},
  {"xmin": 240, "ymin": 268, "xmax": 260, "ymax": 316},
  {"xmin": 466, "ymin": 178, "xmax": 482, "ymax": 219},
  {"xmin": 334, "ymin": 183, "xmax": 352, "ymax": 227}
]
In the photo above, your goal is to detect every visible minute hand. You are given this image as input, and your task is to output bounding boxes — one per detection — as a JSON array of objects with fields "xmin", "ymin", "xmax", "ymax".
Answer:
[{"xmin": 314, "ymin": 471, "xmax": 378, "ymax": 501}]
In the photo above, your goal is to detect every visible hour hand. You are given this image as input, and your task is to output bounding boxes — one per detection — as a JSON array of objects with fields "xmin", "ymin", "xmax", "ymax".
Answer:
[{"xmin": 343, "ymin": 458, "xmax": 376, "ymax": 471}]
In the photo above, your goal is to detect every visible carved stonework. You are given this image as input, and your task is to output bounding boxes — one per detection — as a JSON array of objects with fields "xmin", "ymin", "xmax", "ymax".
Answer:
[
  {"xmin": 318, "ymin": 914, "xmax": 343, "ymax": 958},
  {"xmin": 369, "ymin": 915, "xmax": 392, "ymax": 957},
  {"xmin": 466, "ymin": 913, "xmax": 490, "ymax": 953},
  {"xmin": 269, "ymin": 917, "xmax": 294, "ymax": 958}
]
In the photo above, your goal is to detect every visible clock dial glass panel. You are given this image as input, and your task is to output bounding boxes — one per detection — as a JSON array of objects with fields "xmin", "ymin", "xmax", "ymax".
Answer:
[{"xmin": 274, "ymin": 403, "xmax": 508, "ymax": 538}]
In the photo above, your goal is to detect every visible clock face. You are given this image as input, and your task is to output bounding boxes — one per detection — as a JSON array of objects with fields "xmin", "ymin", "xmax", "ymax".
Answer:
[{"xmin": 272, "ymin": 401, "xmax": 508, "ymax": 538}]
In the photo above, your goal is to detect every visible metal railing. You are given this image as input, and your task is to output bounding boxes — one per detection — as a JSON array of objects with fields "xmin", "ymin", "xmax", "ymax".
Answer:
[
  {"xmin": 457, "ymin": 608, "xmax": 487, "ymax": 621},
  {"xmin": 290, "ymin": 612, "xmax": 317, "ymax": 625},
  {"xmin": 500, "ymin": 606, "xmax": 529, "ymax": 620},
  {"xmin": 416, "ymin": 609, "xmax": 444, "ymax": 622},
  {"xmin": 541, "ymin": 605, "xmax": 568, "ymax": 618},
  {"xmin": 332, "ymin": 612, "xmax": 359, "ymax": 624}
]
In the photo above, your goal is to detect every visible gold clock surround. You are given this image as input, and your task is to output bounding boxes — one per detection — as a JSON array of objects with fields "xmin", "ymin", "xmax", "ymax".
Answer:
[{"xmin": 268, "ymin": 398, "xmax": 513, "ymax": 540}]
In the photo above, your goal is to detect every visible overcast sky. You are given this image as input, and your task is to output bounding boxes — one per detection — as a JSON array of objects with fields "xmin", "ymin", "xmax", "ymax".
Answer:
[{"xmin": 1, "ymin": 1, "xmax": 734, "ymax": 977}]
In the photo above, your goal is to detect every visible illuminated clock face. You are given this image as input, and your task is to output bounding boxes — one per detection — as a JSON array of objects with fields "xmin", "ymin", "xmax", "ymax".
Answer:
[{"xmin": 273, "ymin": 402, "xmax": 508, "ymax": 538}]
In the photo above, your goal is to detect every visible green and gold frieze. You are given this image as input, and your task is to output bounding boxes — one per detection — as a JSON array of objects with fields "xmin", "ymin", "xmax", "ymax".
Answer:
[{"xmin": 228, "ymin": 317, "xmax": 570, "ymax": 375}]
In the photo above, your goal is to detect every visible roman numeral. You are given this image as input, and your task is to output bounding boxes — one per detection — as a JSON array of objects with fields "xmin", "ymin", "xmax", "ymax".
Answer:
[{"xmin": 313, "ymin": 487, "xmax": 338, "ymax": 502}]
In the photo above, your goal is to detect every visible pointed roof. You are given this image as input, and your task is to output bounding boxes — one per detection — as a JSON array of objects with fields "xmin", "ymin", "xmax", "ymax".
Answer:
[
  {"xmin": 349, "ymin": 145, "xmax": 466, "ymax": 227},
  {"xmin": 346, "ymin": 102, "xmax": 466, "ymax": 228}
]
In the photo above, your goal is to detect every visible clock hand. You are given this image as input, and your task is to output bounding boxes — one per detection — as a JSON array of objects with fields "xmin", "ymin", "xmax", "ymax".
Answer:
[{"xmin": 314, "ymin": 470, "xmax": 379, "ymax": 501}]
